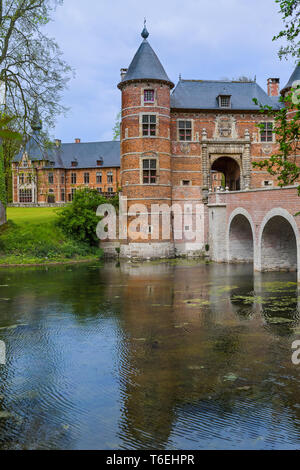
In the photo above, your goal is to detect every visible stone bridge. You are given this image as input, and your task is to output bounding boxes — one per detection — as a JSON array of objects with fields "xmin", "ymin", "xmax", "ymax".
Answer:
[{"xmin": 207, "ymin": 186, "xmax": 300, "ymax": 282}]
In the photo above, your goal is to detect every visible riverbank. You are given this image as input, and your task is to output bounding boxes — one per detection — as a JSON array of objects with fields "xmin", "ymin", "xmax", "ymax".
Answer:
[{"xmin": 0, "ymin": 207, "xmax": 103, "ymax": 266}]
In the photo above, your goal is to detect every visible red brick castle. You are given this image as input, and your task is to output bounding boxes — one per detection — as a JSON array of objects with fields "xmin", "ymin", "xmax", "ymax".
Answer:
[{"xmin": 12, "ymin": 25, "xmax": 300, "ymax": 258}]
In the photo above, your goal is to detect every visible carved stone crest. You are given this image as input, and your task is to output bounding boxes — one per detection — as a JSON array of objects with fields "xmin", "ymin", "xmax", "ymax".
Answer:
[
  {"xmin": 262, "ymin": 145, "xmax": 272, "ymax": 155},
  {"xmin": 180, "ymin": 142, "xmax": 190, "ymax": 154},
  {"xmin": 218, "ymin": 118, "xmax": 232, "ymax": 137},
  {"xmin": 214, "ymin": 116, "xmax": 237, "ymax": 139}
]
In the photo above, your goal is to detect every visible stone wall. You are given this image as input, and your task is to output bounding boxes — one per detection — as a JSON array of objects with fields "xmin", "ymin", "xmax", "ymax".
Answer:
[{"xmin": 208, "ymin": 186, "xmax": 300, "ymax": 281}]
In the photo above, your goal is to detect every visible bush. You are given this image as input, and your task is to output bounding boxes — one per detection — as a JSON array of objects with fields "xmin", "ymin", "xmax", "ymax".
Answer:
[{"xmin": 56, "ymin": 188, "xmax": 119, "ymax": 246}]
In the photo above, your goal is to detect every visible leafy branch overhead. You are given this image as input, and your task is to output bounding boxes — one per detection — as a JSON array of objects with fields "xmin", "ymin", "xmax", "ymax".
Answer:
[
  {"xmin": 253, "ymin": 90, "xmax": 300, "ymax": 193},
  {"xmin": 0, "ymin": 0, "xmax": 73, "ymax": 133},
  {"xmin": 274, "ymin": 0, "xmax": 300, "ymax": 60}
]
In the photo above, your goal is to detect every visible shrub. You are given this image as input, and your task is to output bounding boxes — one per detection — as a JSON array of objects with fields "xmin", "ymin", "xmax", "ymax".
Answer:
[{"xmin": 56, "ymin": 188, "xmax": 119, "ymax": 246}]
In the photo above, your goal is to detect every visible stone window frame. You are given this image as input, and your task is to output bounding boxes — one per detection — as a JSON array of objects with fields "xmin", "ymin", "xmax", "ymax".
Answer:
[
  {"xmin": 19, "ymin": 173, "xmax": 25, "ymax": 185},
  {"xmin": 48, "ymin": 172, "xmax": 54, "ymax": 184},
  {"xmin": 263, "ymin": 180, "xmax": 274, "ymax": 187},
  {"xmin": 141, "ymin": 87, "xmax": 157, "ymax": 106},
  {"xmin": 139, "ymin": 112, "xmax": 159, "ymax": 137},
  {"xmin": 177, "ymin": 118, "xmax": 194, "ymax": 142},
  {"xmin": 259, "ymin": 121, "xmax": 275, "ymax": 143},
  {"xmin": 19, "ymin": 188, "xmax": 32, "ymax": 203},
  {"xmin": 84, "ymin": 172, "xmax": 90, "ymax": 184},
  {"xmin": 71, "ymin": 172, "xmax": 77, "ymax": 184},
  {"xmin": 140, "ymin": 153, "xmax": 160, "ymax": 185},
  {"xmin": 61, "ymin": 188, "xmax": 65, "ymax": 202},
  {"xmin": 107, "ymin": 171, "xmax": 113, "ymax": 184},
  {"xmin": 96, "ymin": 171, "xmax": 102, "ymax": 184},
  {"xmin": 218, "ymin": 95, "xmax": 231, "ymax": 109}
]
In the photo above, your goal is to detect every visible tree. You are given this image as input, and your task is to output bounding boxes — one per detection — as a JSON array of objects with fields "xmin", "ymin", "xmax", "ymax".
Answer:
[
  {"xmin": 252, "ymin": 0, "xmax": 300, "ymax": 197},
  {"xmin": 0, "ymin": 0, "xmax": 72, "ymax": 133},
  {"xmin": 273, "ymin": 0, "xmax": 300, "ymax": 61},
  {"xmin": 253, "ymin": 91, "xmax": 300, "ymax": 194},
  {"xmin": 112, "ymin": 111, "xmax": 121, "ymax": 140},
  {"xmin": 0, "ymin": 114, "xmax": 22, "ymax": 205}
]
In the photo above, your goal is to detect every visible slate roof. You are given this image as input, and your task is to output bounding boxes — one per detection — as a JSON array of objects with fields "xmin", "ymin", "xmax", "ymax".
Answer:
[
  {"xmin": 14, "ymin": 140, "xmax": 121, "ymax": 169},
  {"xmin": 281, "ymin": 64, "xmax": 300, "ymax": 93},
  {"xmin": 119, "ymin": 39, "xmax": 174, "ymax": 88},
  {"xmin": 170, "ymin": 79, "xmax": 282, "ymax": 110}
]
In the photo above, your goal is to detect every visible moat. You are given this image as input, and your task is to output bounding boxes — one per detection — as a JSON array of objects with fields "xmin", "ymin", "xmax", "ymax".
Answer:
[{"xmin": 0, "ymin": 260, "xmax": 299, "ymax": 449}]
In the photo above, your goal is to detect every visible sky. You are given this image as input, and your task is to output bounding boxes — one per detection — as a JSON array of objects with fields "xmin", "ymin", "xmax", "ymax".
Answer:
[{"xmin": 44, "ymin": 0, "xmax": 296, "ymax": 143}]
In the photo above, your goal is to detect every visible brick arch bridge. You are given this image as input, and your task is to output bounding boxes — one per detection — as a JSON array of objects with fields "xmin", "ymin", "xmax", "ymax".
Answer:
[{"xmin": 208, "ymin": 186, "xmax": 300, "ymax": 282}]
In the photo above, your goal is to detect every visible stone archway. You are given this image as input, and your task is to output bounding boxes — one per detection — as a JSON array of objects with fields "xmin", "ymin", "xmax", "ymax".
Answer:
[
  {"xmin": 257, "ymin": 209, "xmax": 299, "ymax": 276},
  {"xmin": 211, "ymin": 157, "xmax": 241, "ymax": 191},
  {"xmin": 228, "ymin": 215, "xmax": 254, "ymax": 263}
]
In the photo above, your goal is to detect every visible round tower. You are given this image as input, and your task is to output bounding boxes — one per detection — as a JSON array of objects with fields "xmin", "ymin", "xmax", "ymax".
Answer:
[{"xmin": 118, "ymin": 25, "xmax": 175, "ymax": 259}]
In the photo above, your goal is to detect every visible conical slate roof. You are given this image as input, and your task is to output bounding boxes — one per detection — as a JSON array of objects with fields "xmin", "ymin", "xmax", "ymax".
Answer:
[
  {"xmin": 281, "ymin": 63, "xmax": 300, "ymax": 94},
  {"xmin": 118, "ymin": 28, "xmax": 174, "ymax": 88},
  {"xmin": 31, "ymin": 103, "xmax": 42, "ymax": 131}
]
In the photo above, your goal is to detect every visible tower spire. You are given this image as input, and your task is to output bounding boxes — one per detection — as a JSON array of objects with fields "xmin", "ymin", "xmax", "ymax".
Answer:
[
  {"xmin": 141, "ymin": 18, "xmax": 149, "ymax": 40},
  {"xmin": 31, "ymin": 103, "xmax": 42, "ymax": 132}
]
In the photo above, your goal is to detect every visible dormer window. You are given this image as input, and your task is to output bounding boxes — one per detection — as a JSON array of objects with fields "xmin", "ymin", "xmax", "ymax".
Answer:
[
  {"xmin": 144, "ymin": 89, "xmax": 154, "ymax": 103},
  {"xmin": 97, "ymin": 158, "xmax": 103, "ymax": 166},
  {"xmin": 71, "ymin": 161, "xmax": 78, "ymax": 167},
  {"xmin": 219, "ymin": 95, "xmax": 231, "ymax": 109}
]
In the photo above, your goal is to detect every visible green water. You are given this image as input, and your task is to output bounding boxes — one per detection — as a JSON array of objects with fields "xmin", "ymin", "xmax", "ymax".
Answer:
[{"xmin": 0, "ymin": 260, "xmax": 299, "ymax": 449}]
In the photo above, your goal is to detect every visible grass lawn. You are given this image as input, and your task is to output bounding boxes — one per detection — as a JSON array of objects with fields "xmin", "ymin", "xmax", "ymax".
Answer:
[
  {"xmin": 7, "ymin": 207, "xmax": 59, "ymax": 226},
  {"xmin": 0, "ymin": 207, "xmax": 103, "ymax": 265}
]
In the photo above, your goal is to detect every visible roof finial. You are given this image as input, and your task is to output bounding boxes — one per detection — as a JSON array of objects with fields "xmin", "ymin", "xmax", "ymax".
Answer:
[
  {"xmin": 31, "ymin": 102, "xmax": 42, "ymax": 132},
  {"xmin": 141, "ymin": 18, "xmax": 149, "ymax": 39}
]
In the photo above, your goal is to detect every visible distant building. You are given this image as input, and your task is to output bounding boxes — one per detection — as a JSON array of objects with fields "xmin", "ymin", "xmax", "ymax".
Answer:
[{"xmin": 12, "ymin": 106, "xmax": 120, "ymax": 205}]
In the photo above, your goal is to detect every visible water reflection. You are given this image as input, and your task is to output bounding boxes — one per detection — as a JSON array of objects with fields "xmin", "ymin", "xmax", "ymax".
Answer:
[{"xmin": 0, "ymin": 261, "xmax": 299, "ymax": 449}]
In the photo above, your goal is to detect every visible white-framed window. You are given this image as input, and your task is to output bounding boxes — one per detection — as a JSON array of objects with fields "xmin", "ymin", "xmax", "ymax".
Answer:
[
  {"xmin": 19, "ymin": 189, "xmax": 32, "ymax": 203},
  {"xmin": 144, "ymin": 89, "xmax": 155, "ymax": 103},
  {"xmin": 142, "ymin": 158, "xmax": 157, "ymax": 184},
  {"xmin": 182, "ymin": 180, "xmax": 191, "ymax": 186},
  {"xmin": 178, "ymin": 120, "xmax": 192, "ymax": 141},
  {"xmin": 260, "ymin": 122, "xmax": 274, "ymax": 142},
  {"xmin": 219, "ymin": 95, "xmax": 231, "ymax": 108},
  {"xmin": 142, "ymin": 115, "xmax": 156, "ymax": 136},
  {"xmin": 107, "ymin": 172, "xmax": 113, "ymax": 183}
]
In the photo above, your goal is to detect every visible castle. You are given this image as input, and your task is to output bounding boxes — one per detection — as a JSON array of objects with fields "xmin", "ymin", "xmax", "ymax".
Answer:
[{"xmin": 12, "ymin": 25, "xmax": 300, "ymax": 258}]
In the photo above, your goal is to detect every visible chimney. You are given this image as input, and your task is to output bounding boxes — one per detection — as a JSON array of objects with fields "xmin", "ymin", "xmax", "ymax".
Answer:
[
  {"xmin": 120, "ymin": 68, "xmax": 128, "ymax": 80},
  {"xmin": 55, "ymin": 139, "xmax": 61, "ymax": 147},
  {"xmin": 75, "ymin": 138, "xmax": 81, "ymax": 144},
  {"xmin": 267, "ymin": 78, "xmax": 280, "ymax": 96}
]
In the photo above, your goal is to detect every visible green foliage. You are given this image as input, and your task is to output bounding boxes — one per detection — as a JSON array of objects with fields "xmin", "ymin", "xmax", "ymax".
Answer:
[
  {"xmin": 273, "ymin": 0, "xmax": 300, "ymax": 60},
  {"xmin": 57, "ymin": 188, "xmax": 119, "ymax": 245},
  {"xmin": 0, "ymin": 145, "xmax": 6, "ymax": 206},
  {"xmin": 0, "ymin": 0, "xmax": 72, "ymax": 133},
  {"xmin": 0, "ymin": 207, "xmax": 103, "ymax": 265},
  {"xmin": 112, "ymin": 111, "xmax": 121, "ymax": 140},
  {"xmin": 252, "ymin": 90, "xmax": 300, "ymax": 194},
  {"xmin": 0, "ymin": 114, "xmax": 22, "ymax": 206}
]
